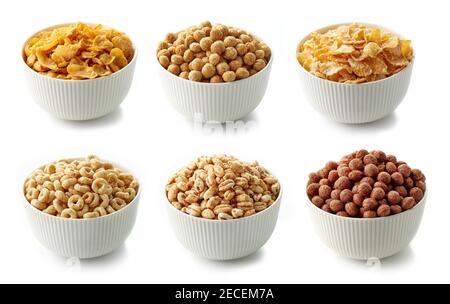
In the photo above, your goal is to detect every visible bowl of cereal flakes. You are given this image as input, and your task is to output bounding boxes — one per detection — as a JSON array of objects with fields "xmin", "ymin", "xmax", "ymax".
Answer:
[
  {"xmin": 297, "ymin": 23, "xmax": 414, "ymax": 124},
  {"xmin": 22, "ymin": 22, "xmax": 137, "ymax": 121},
  {"xmin": 157, "ymin": 21, "xmax": 273, "ymax": 123},
  {"xmin": 165, "ymin": 155, "xmax": 282, "ymax": 260},
  {"xmin": 23, "ymin": 155, "xmax": 140, "ymax": 259},
  {"xmin": 306, "ymin": 149, "xmax": 426, "ymax": 260}
]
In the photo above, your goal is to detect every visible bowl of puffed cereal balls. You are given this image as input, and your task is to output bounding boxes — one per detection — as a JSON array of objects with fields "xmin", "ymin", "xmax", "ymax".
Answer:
[
  {"xmin": 22, "ymin": 22, "xmax": 137, "ymax": 121},
  {"xmin": 165, "ymin": 155, "xmax": 282, "ymax": 260},
  {"xmin": 157, "ymin": 21, "xmax": 273, "ymax": 123},
  {"xmin": 297, "ymin": 23, "xmax": 414, "ymax": 124},
  {"xmin": 23, "ymin": 156, "xmax": 140, "ymax": 259},
  {"xmin": 306, "ymin": 150, "xmax": 426, "ymax": 260}
]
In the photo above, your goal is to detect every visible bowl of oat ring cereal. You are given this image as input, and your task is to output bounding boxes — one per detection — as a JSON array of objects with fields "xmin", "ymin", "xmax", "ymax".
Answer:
[
  {"xmin": 157, "ymin": 21, "xmax": 273, "ymax": 123},
  {"xmin": 296, "ymin": 23, "xmax": 414, "ymax": 124},
  {"xmin": 306, "ymin": 149, "xmax": 427, "ymax": 260},
  {"xmin": 22, "ymin": 22, "xmax": 137, "ymax": 121},
  {"xmin": 165, "ymin": 155, "xmax": 282, "ymax": 260},
  {"xmin": 22, "ymin": 155, "xmax": 140, "ymax": 259}
]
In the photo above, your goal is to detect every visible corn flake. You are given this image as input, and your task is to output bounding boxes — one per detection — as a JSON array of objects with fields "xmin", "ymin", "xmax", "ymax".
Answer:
[
  {"xmin": 24, "ymin": 22, "xmax": 134, "ymax": 80},
  {"xmin": 297, "ymin": 24, "xmax": 413, "ymax": 84}
]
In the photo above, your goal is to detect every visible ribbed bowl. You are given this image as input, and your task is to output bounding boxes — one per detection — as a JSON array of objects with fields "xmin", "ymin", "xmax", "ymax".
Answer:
[
  {"xmin": 307, "ymin": 192, "xmax": 426, "ymax": 260},
  {"xmin": 297, "ymin": 23, "xmax": 414, "ymax": 124},
  {"xmin": 165, "ymin": 188, "xmax": 282, "ymax": 261},
  {"xmin": 158, "ymin": 55, "xmax": 273, "ymax": 123},
  {"xmin": 22, "ymin": 159, "xmax": 140, "ymax": 259},
  {"xmin": 22, "ymin": 23, "xmax": 137, "ymax": 121}
]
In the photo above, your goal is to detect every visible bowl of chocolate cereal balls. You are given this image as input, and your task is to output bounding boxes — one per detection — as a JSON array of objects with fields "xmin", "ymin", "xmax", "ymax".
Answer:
[
  {"xmin": 306, "ymin": 150, "xmax": 426, "ymax": 260},
  {"xmin": 165, "ymin": 155, "xmax": 282, "ymax": 260},
  {"xmin": 23, "ymin": 156, "xmax": 140, "ymax": 259},
  {"xmin": 157, "ymin": 21, "xmax": 273, "ymax": 123}
]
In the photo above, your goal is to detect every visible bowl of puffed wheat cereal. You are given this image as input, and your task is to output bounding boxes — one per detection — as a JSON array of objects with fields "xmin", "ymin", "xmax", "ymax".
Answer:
[
  {"xmin": 22, "ymin": 22, "xmax": 137, "ymax": 121},
  {"xmin": 165, "ymin": 155, "xmax": 282, "ymax": 260},
  {"xmin": 157, "ymin": 21, "xmax": 273, "ymax": 123},
  {"xmin": 306, "ymin": 149, "xmax": 426, "ymax": 260},
  {"xmin": 23, "ymin": 155, "xmax": 140, "ymax": 259},
  {"xmin": 297, "ymin": 23, "xmax": 414, "ymax": 124}
]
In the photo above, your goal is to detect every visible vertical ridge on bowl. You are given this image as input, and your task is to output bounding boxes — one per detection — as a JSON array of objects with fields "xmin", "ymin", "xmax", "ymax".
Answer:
[
  {"xmin": 308, "ymin": 194, "xmax": 426, "ymax": 260},
  {"xmin": 159, "ymin": 57, "xmax": 273, "ymax": 123},
  {"xmin": 166, "ymin": 195, "xmax": 281, "ymax": 261},
  {"xmin": 299, "ymin": 61, "xmax": 413, "ymax": 124},
  {"xmin": 24, "ymin": 58, "xmax": 136, "ymax": 121},
  {"xmin": 26, "ymin": 198, "xmax": 139, "ymax": 259}
]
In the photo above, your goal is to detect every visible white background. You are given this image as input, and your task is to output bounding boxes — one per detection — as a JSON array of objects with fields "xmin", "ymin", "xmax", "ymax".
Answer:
[{"xmin": 0, "ymin": 0, "xmax": 447, "ymax": 284}]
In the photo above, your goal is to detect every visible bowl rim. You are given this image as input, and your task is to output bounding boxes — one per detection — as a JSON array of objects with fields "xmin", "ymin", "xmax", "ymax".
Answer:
[
  {"xmin": 164, "ymin": 176, "xmax": 283, "ymax": 224},
  {"xmin": 156, "ymin": 36, "xmax": 273, "ymax": 87},
  {"xmin": 296, "ymin": 22, "xmax": 415, "ymax": 87},
  {"xmin": 21, "ymin": 22, "xmax": 138, "ymax": 83},
  {"xmin": 306, "ymin": 188, "xmax": 427, "ymax": 222},
  {"xmin": 22, "ymin": 157, "xmax": 141, "ymax": 222}
]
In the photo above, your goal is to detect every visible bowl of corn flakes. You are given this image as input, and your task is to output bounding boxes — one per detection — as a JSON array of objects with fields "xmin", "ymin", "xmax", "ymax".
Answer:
[
  {"xmin": 22, "ymin": 22, "xmax": 137, "ymax": 121},
  {"xmin": 296, "ymin": 23, "xmax": 414, "ymax": 124}
]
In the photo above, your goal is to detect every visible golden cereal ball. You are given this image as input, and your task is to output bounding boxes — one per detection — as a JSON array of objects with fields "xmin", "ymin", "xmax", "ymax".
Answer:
[
  {"xmin": 166, "ymin": 33, "xmax": 176, "ymax": 43},
  {"xmin": 201, "ymin": 21, "xmax": 212, "ymax": 28},
  {"xmin": 236, "ymin": 43, "xmax": 247, "ymax": 56},
  {"xmin": 191, "ymin": 58, "xmax": 205, "ymax": 71},
  {"xmin": 229, "ymin": 60, "xmax": 242, "ymax": 71},
  {"xmin": 179, "ymin": 71, "xmax": 189, "ymax": 79},
  {"xmin": 224, "ymin": 47, "xmax": 238, "ymax": 60},
  {"xmin": 261, "ymin": 45, "xmax": 271, "ymax": 58},
  {"xmin": 158, "ymin": 49, "xmax": 170, "ymax": 58},
  {"xmin": 222, "ymin": 71, "xmax": 236, "ymax": 82},
  {"xmin": 209, "ymin": 53, "xmax": 221, "ymax": 66},
  {"xmin": 190, "ymin": 42, "xmax": 202, "ymax": 53},
  {"xmin": 244, "ymin": 53, "xmax": 256, "ymax": 66},
  {"xmin": 240, "ymin": 34, "xmax": 252, "ymax": 43},
  {"xmin": 159, "ymin": 56, "xmax": 170, "ymax": 69},
  {"xmin": 229, "ymin": 28, "xmax": 240, "ymax": 38},
  {"xmin": 224, "ymin": 36, "xmax": 238, "ymax": 47},
  {"xmin": 180, "ymin": 63, "xmax": 190, "ymax": 72},
  {"xmin": 249, "ymin": 69, "xmax": 257, "ymax": 76},
  {"xmin": 210, "ymin": 75, "xmax": 223, "ymax": 83},
  {"xmin": 168, "ymin": 64, "xmax": 181, "ymax": 75},
  {"xmin": 210, "ymin": 28, "xmax": 224, "ymax": 41},
  {"xmin": 193, "ymin": 30, "xmax": 206, "ymax": 42},
  {"xmin": 168, "ymin": 46, "xmax": 176, "ymax": 55},
  {"xmin": 255, "ymin": 49, "xmax": 265, "ymax": 59},
  {"xmin": 203, "ymin": 27, "xmax": 212, "ymax": 36},
  {"xmin": 195, "ymin": 51, "xmax": 206, "ymax": 59},
  {"xmin": 253, "ymin": 59, "xmax": 266, "ymax": 71},
  {"xmin": 188, "ymin": 70, "xmax": 203, "ymax": 82},
  {"xmin": 236, "ymin": 67, "xmax": 250, "ymax": 79},
  {"xmin": 246, "ymin": 42, "xmax": 256, "ymax": 53},
  {"xmin": 217, "ymin": 25, "xmax": 229, "ymax": 37},
  {"xmin": 175, "ymin": 45, "xmax": 187, "ymax": 56},
  {"xmin": 185, "ymin": 36, "xmax": 195, "ymax": 47},
  {"xmin": 202, "ymin": 63, "xmax": 216, "ymax": 79},
  {"xmin": 216, "ymin": 62, "xmax": 230, "ymax": 76},
  {"xmin": 171, "ymin": 54, "xmax": 184, "ymax": 65},
  {"xmin": 200, "ymin": 37, "xmax": 214, "ymax": 51},
  {"xmin": 157, "ymin": 41, "xmax": 169, "ymax": 52},
  {"xmin": 173, "ymin": 38, "xmax": 184, "ymax": 47},
  {"xmin": 211, "ymin": 41, "xmax": 225, "ymax": 55},
  {"xmin": 183, "ymin": 50, "xmax": 195, "ymax": 62},
  {"xmin": 202, "ymin": 57, "xmax": 209, "ymax": 64}
]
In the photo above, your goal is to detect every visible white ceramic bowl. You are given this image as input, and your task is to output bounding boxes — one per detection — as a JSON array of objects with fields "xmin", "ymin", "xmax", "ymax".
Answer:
[
  {"xmin": 165, "ymin": 187, "xmax": 282, "ymax": 261},
  {"xmin": 23, "ymin": 159, "xmax": 140, "ymax": 259},
  {"xmin": 297, "ymin": 23, "xmax": 414, "ymax": 124},
  {"xmin": 307, "ymin": 191, "xmax": 426, "ymax": 260},
  {"xmin": 22, "ymin": 23, "xmax": 137, "ymax": 121},
  {"xmin": 158, "ymin": 52, "xmax": 273, "ymax": 123}
]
